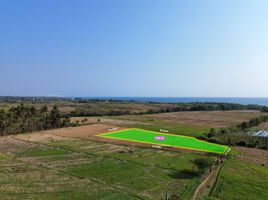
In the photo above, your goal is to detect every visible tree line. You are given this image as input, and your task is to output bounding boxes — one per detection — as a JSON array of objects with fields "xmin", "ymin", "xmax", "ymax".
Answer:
[
  {"xmin": 70, "ymin": 102, "xmax": 268, "ymax": 117},
  {"xmin": 206, "ymin": 115, "xmax": 268, "ymax": 149},
  {"xmin": 262, "ymin": 106, "xmax": 268, "ymax": 112},
  {"xmin": 0, "ymin": 103, "xmax": 73, "ymax": 136},
  {"xmin": 207, "ymin": 115, "xmax": 268, "ymax": 137}
]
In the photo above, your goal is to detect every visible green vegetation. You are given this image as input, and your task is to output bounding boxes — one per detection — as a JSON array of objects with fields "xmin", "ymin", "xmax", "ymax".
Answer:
[
  {"xmin": 193, "ymin": 158, "xmax": 214, "ymax": 173},
  {"xmin": 0, "ymin": 135, "xmax": 215, "ymax": 200},
  {"xmin": 262, "ymin": 106, "xmax": 268, "ymax": 112},
  {"xmin": 69, "ymin": 102, "xmax": 267, "ymax": 117},
  {"xmin": 206, "ymin": 151, "xmax": 268, "ymax": 200},
  {"xmin": 0, "ymin": 152, "xmax": 11, "ymax": 160},
  {"xmin": 0, "ymin": 103, "xmax": 73, "ymax": 136},
  {"xmin": 98, "ymin": 129, "xmax": 229, "ymax": 154},
  {"xmin": 97, "ymin": 110, "xmax": 266, "ymax": 139},
  {"xmin": 0, "ymin": 98, "xmax": 267, "ymax": 199},
  {"xmin": 208, "ymin": 115, "xmax": 268, "ymax": 136},
  {"xmin": 18, "ymin": 147, "xmax": 71, "ymax": 157},
  {"xmin": 207, "ymin": 115, "xmax": 268, "ymax": 149},
  {"xmin": 131, "ymin": 122, "xmax": 209, "ymax": 138},
  {"xmin": 238, "ymin": 115, "xmax": 268, "ymax": 130},
  {"xmin": 1, "ymin": 98, "xmax": 266, "ymax": 140},
  {"xmin": 212, "ymin": 134, "xmax": 268, "ymax": 150},
  {"xmin": 1, "ymin": 96, "xmax": 267, "ymax": 117}
]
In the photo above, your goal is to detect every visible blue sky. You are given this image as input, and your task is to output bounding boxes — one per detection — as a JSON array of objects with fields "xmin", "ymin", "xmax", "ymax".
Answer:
[{"xmin": 0, "ymin": 0, "xmax": 267, "ymax": 97}]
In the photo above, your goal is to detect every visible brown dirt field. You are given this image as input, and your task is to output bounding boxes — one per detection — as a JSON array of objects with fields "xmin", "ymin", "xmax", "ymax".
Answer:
[
  {"xmin": 9, "ymin": 125, "xmax": 162, "ymax": 152},
  {"xmin": 71, "ymin": 117, "xmax": 147, "ymax": 126},
  {"xmin": 14, "ymin": 132, "xmax": 65, "ymax": 142},
  {"xmin": 44, "ymin": 124, "xmax": 125, "ymax": 139},
  {"xmin": 149, "ymin": 111, "xmax": 265, "ymax": 128},
  {"xmin": 235, "ymin": 147, "xmax": 268, "ymax": 166},
  {"xmin": 57, "ymin": 106, "xmax": 76, "ymax": 113},
  {"xmin": 13, "ymin": 124, "xmax": 125, "ymax": 142},
  {"xmin": 112, "ymin": 110, "xmax": 264, "ymax": 128}
]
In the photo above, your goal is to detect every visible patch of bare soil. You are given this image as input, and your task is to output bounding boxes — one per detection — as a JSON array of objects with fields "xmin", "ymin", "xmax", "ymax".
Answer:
[
  {"xmin": 58, "ymin": 106, "xmax": 76, "ymax": 113},
  {"xmin": 235, "ymin": 147, "xmax": 268, "ymax": 166},
  {"xmin": 47, "ymin": 124, "xmax": 125, "ymax": 139},
  {"xmin": 10, "ymin": 124, "xmax": 125, "ymax": 142},
  {"xmin": 0, "ymin": 137, "xmax": 38, "ymax": 156},
  {"xmin": 141, "ymin": 110, "xmax": 265, "ymax": 128},
  {"xmin": 14, "ymin": 132, "xmax": 65, "ymax": 142},
  {"xmin": 71, "ymin": 117, "xmax": 147, "ymax": 126}
]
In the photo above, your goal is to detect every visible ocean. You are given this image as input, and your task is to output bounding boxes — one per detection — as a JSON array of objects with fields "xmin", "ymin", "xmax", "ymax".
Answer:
[{"xmin": 74, "ymin": 97, "xmax": 268, "ymax": 106}]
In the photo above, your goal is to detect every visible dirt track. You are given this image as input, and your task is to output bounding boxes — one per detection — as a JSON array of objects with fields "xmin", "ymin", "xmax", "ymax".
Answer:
[{"xmin": 192, "ymin": 169, "xmax": 214, "ymax": 200}]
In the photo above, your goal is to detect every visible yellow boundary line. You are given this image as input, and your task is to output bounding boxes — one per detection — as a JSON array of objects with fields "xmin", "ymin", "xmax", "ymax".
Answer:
[
  {"xmin": 97, "ymin": 128, "xmax": 230, "ymax": 154},
  {"xmin": 96, "ymin": 128, "xmax": 134, "ymax": 137}
]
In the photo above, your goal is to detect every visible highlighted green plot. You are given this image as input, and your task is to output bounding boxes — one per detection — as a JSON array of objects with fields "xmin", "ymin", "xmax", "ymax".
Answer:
[{"xmin": 98, "ymin": 128, "xmax": 229, "ymax": 154}]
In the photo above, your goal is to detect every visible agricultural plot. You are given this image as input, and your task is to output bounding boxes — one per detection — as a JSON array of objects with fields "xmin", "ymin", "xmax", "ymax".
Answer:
[
  {"xmin": 98, "ymin": 129, "xmax": 229, "ymax": 154},
  {"xmin": 0, "ymin": 130, "xmax": 217, "ymax": 200},
  {"xmin": 218, "ymin": 134, "xmax": 268, "ymax": 149},
  {"xmin": 75, "ymin": 110, "xmax": 265, "ymax": 137},
  {"xmin": 104, "ymin": 110, "xmax": 265, "ymax": 128},
  {"xmin": 206, "ymin": 147, "xmax": 268, "ymax": 200}
]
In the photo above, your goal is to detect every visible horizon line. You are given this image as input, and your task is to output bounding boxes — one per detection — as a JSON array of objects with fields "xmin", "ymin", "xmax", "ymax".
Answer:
[{"xmin": 1, "ymin": 96, "xmax": 268, "ymax": 98}]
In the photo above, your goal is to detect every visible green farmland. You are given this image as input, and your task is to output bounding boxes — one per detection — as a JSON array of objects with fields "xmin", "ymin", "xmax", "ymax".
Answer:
[
  {"xmin": 0, "ymin": 132, "xmax": 216, "ymax": 200},
  {"xmin": 0, "ymin": 121, "xmax": 266, "ymax": 200},
  {"xmin": 98, "ymin": 128, "xmax": 229, "ymax": 154}
]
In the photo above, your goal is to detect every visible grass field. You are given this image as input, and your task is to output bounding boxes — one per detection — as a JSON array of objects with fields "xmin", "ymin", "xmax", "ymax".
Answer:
[
  {"xmin": 205, "ymin": 147, "xmax": 268, "ymax": 200},
  {"xmin": 0, "ymin": 130, "xmax": 216, "ymax": 200},
  {"xmin": 0, "ymin": 122, "xmax": 266, "ymax": 199},
  {"xmin": 98, "ymin": 128, "xmax": 229, "ymax": 154}
]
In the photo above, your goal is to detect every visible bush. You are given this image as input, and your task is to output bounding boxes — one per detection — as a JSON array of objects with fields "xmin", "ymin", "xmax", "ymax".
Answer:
[
  {"xmin": 193, "ymin": 158, "xmax": 214, "ymax": 173},
  {"xmin": 208, "ymin": 138, "xmax": 219, "ymax": 143},
  {"xmin": 196, "ymin": 135, "xmax": 208, "ymax": 140},
  {"xmin": 236, "ymin": 141, "xmax": 246, "ymax": 147}
]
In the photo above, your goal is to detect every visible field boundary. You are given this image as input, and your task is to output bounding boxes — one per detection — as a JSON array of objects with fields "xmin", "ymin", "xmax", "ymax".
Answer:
[{"xmin": 97, "ymin": 128, "xmax": 230, "ymax": 154}]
